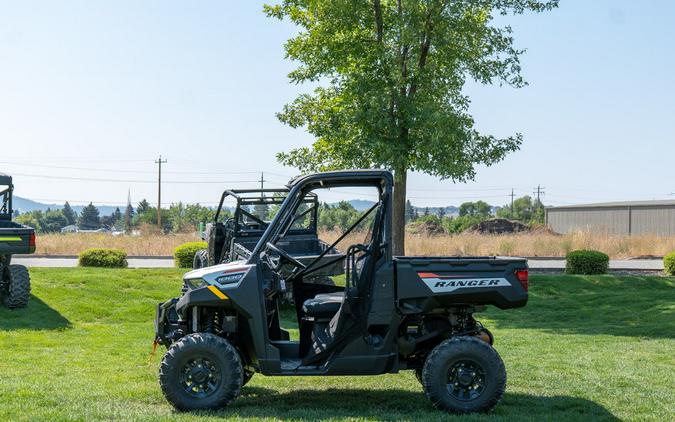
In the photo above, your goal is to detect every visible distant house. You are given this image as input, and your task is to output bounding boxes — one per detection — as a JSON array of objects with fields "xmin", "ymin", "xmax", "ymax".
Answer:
[
  {"xmin": 60, "ymin": 225, "xmax": 110, "ymax": 234},
  {"xmin": 60, "ymin": 225, "xmax": 78, "ymax": 233}
]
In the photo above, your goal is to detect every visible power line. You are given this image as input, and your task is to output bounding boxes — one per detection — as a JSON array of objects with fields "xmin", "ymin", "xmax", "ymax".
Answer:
[
  {"xmin": 0, "ymin": 161, "xmax": 271, "ymax": 176},
  {"xmin": 23, "ymin": 197, "xmax": 224, "ymax": 206},
  {"xmin": 9, "ymin": 173, "xmax": 259, "ymax": 184}
]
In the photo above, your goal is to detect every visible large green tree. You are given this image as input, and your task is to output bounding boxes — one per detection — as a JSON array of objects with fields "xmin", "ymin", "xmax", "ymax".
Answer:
[
  {"xmin": 459, "ymin": 200, "xmax": 492, "ymax": 218},
  {"xmin": 62, "ymin": 201, "xmax": 77, "ymax": 226},
  {"xmin": 78, "ymin": 203, "xmax": 100, "ymax": 228},
  {"xmin": 266, "ymin": 0, "xmax": 556, "ymax": 254}
]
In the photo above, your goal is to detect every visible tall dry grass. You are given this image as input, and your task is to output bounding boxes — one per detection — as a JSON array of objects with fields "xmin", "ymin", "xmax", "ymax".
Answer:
[
  {"xmin": 404, "ymin": 232, "xmax": 675, "ymax": 258},
  {"xmin": 323, "ymin": 230, "xmax": 675, "ymax": 258},
  {"xmin": 31, "ymin": 230, "xmax": 675, "ymax": 258},
  {"xmin": 33, "ymin": 232, "xmax": 199, "ymax": 256}
]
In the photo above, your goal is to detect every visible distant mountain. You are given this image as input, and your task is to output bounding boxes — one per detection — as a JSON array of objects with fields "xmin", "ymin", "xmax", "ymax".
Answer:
[
  {"xmin": 420, "ymin": 206, "xmax": 460, "ymax": 217},
  {"xmin": 348, "ymin": 199, "xmax": 377, "ymax": 211},
  {"xmin": 328, "ymin": 200, "xmax": 461, "ymax": 216},
  {"xmin": 14, "ymin": 195, "xmax": 479, "ymax": 219},
  {"xmin": 13, "ymin": 196, "xmax": 120, "ymax": 216}
]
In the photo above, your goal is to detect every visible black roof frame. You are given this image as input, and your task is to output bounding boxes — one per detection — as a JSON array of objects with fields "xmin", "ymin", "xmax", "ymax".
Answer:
[{"xmin": 0, "ymin": 175, "xmax": 13, "ymax": 221}]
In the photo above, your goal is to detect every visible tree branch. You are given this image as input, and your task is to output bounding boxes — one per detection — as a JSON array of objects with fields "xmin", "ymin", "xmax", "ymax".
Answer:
[
  {"xmin": 408, "ymin": 0, "xmax": 446, "ymax": 97},
  {"xmin": 373, "ymin": 0, "xmax": 383, "ymax": 42}
]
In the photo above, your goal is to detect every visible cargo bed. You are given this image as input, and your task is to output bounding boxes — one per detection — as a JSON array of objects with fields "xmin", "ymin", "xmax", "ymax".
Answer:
[
  {"xmin": 395, "ymin": 255, "xmax": 528, "ymax": 310},
  {"xmin": 0, "ymin": 221, "xmax": 36, "ymax": 255}
]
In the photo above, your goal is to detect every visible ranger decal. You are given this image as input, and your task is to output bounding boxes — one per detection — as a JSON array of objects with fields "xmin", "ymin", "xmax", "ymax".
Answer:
[{"xmin": 418, "ymin": 273, "xmax": 511, "ymax": 293}]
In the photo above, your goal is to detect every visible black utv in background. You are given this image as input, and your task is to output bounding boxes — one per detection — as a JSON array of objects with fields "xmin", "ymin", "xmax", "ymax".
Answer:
[
  {"xmin": 193, "ymin": 189, "xmax": 342, "ymax": 274},
  {"xmin": 0, "ymin": 174, "xmax": 35, "ymax": 308},
  {"xmin": 155, "ymin": 170, "xmax": 529, "ymax": 414},
  {"xmin": 193, "ymin": 189, "xmax": 344, "ymax": 294}
]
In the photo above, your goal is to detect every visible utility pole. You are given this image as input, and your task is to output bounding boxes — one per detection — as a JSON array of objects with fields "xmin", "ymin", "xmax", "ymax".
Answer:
[
  {"xmin": 259, "ymin": 172, "xmax": 265, "ymax": 203},
  {"xmin": 533, "ymin": 185, "xmax": 546, "ymax": 205},
  {"xmin": 533, "ymin": 185, "xmax": 546, "ymax": 224},
  {"xmin": 510, "ymin": 189, "xmax": 515, "ymax": 219},
  {"xmin": 155, "ymin": 155, "xmax": 167, "ymax": 228}
]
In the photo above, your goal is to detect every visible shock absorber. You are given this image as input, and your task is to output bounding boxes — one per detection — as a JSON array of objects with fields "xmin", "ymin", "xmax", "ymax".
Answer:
[{"xmin": 204, "ymin": 310, "xmax": 221, "ymax": 334}]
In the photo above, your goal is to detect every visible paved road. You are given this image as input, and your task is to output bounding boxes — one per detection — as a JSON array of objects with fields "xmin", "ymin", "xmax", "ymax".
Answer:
[{"xmin": 10, "ymin": 256, "xmax": 665, "ymax": 270}]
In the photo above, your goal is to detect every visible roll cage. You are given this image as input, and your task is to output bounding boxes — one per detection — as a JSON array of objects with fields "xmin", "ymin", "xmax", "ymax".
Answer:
[
  {"xmin": 251, "ymin": 170, "xmax": 393, "ymax": 265},
  {"xmin": 0, "ymin": 174, "xmax": 13, "ymax": 221}
]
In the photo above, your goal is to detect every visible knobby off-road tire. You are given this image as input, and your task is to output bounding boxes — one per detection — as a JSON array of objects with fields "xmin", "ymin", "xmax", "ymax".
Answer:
[
  {"xmin": 192, "ymin": 249, "xmax": 209, "ymax": 269},
  {"xmin": 421, "ymin": 336, "xmax": 506, "ymax": 414},
  {"xmin": 2, "ymin": 264, "xmax": 30, "ymax": 309},
  {"xmin": 159, "ymin": 333, "xmax": 243, "ymax": 411}
]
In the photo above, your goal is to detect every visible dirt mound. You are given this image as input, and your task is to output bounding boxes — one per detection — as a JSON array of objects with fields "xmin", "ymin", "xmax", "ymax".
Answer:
[
  {"xmin": 466, "ymin": 218, "xmax": 530, "ymax": 234},
  {"xmin": 407, "ymin": 219, "xmax": 446, "ymax": 236}
]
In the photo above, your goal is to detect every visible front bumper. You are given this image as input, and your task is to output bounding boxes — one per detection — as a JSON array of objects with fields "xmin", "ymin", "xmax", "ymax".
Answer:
[{"xmin": 154, "ymin": 298, "xmax": 183, "ymax": 346}]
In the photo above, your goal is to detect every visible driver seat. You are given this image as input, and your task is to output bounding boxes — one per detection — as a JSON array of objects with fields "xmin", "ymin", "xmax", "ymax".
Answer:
[{"xmin": 302, "ymin": 292, "xmax": 344, "ymax": 320}]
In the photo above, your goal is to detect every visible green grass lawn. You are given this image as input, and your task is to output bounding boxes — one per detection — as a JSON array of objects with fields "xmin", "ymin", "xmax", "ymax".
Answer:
[{"xmin": 0, "ymin": 269, "xmax": 673, "ymax": 421}]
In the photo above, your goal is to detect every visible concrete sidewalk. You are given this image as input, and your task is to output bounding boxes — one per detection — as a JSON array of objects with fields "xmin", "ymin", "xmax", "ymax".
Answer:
[
  {"xmin": 527, "ymin": 258, "xmax": 663, "ymax": 271},
  {"xmin": 13, "ymin": 256, "xmax": 175, "ymax": 268},
  {"xmin": 10, "ymin": 256, "xmax": 665, "ymax": 271}
]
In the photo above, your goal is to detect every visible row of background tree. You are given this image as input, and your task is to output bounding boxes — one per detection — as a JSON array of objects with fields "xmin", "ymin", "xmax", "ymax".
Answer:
[
  {"xmin": 15, "ymin": 195, "xmax": 544, "ymax": 235},
  {"xmin": 405, "ymin": 196, "xmax": 545, "ymax": 234},
  {"xmin": 14, "ymin": 200, "xmax": 221, "ymax": 234},
  {"xmin": 299, "ymin": 196, "xmax": 545, "ymax": 234}
]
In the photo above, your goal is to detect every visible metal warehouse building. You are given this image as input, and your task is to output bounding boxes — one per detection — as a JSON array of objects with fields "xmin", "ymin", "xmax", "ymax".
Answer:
[{"xmin": 546, "ymin": 200, "xmax": 675, "ymax": 236}]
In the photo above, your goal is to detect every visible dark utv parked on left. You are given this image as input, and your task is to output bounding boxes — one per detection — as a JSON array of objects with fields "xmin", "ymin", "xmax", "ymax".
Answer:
[
  {"xmin": 0, "ymin": 174, "xmax": 36, "ymax": 309},
  {"xmin": 155, "ymin": 170, "xmax": 529, "ymax": 414}
]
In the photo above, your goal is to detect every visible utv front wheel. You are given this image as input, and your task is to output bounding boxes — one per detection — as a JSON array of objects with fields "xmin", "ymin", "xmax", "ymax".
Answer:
[
  {"xmin": 422, "ymin": 336, "xmax": 506, "ymax": 414},
  {"xmin": 2, "ymin": 264, "xmax": 30, "ymax": 309},
  {"xmin": 159, "ymin": 333, "xmax": 243, "ymax": 411}
]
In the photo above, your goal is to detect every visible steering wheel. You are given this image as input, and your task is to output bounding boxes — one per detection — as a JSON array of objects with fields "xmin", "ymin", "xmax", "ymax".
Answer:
[{"xmin": 266, "ymin": 242, "xmax": 307, "ymax": 270}]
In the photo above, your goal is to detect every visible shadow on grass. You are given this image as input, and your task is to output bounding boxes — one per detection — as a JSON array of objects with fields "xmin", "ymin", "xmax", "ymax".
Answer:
[
  {"xmin": 0, "ymin": 295, "xmax": 71, "ymax": 331},
  {"xmin": 201, "ymin": 387, "xmax": 619, "ymax": 421},
  {"xmin": 485, "ymin": 275, "xmax": 675, "ymax": 339}
]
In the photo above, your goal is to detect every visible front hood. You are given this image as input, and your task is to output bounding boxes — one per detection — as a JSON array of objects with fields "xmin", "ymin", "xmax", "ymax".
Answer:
[
  {"xmin": 183, "ymin": 260, "xmax": 247, "ymax": 279},
  {"xmin": 183, "ymin": 260, "xmax": 253, "ymax": 286}
]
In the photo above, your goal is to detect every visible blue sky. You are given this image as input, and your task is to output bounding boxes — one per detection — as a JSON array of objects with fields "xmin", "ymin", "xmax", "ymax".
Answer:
[{"xmin": 1, "ymin": 1, "xmax": 674, "ymax": 208}]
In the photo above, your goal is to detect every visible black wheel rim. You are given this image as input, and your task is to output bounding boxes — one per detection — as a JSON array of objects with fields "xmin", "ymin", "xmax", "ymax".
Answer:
[
  {"xmin": 447, "ymin": 359, "xmax": 486, "ymax": 401},
  {"xmin": 180, "ymin": 357, "xmax": 222, "ymax": 398}
]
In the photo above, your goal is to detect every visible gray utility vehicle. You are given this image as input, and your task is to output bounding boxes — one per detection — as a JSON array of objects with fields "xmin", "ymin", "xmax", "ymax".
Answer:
[
  {"xmin": 155, "ymin": 170, "xmax": 529, "ymax": 414},
  {"xmin": 193, "ymin": 189, "xmax": 341, "ymax": 275},
  {"xmin": 0, "ymin": 174, "xmax": 35, "ymax": 308}
]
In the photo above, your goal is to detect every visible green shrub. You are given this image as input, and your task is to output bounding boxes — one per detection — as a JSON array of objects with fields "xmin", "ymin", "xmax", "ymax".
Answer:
[
  {"xmin": 174, "ymin": 241, "xmax": 207, "ymax": 268},
  {"xmin": 565, "ymin": 250, "xmax": 609, "ymax": 275},
  {"xmin": 78, "ymin": 248, "xmax": 128, "ymax": 268},
  {"xmin": 664, "ymin": 252, "xmax": 675, "ymax": 275}
]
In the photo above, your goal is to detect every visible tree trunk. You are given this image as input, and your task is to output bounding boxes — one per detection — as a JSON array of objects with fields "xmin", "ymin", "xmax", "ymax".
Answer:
[{"xmin": 392, "ymin": 167, "xmax": 407, "ymax": 256}]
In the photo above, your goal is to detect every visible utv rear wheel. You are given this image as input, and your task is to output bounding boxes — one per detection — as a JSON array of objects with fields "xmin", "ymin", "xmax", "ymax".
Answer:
[
  {"xmin": 2, "ymin": 265, "xmax": 30, "ymax": 309},
  {"xmin": 159, "ymin": 333, "xmax": 243, "ymax": 411},
  {"xmin": 422, "ymin": 336, "xmax": 506, "ymax": 414},
  {"xmin": 192, "ymin": 249, "xmax": 209, "ymax": 269}
]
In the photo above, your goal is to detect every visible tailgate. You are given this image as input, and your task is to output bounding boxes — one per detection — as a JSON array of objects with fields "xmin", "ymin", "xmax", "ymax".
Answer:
[
  {"xmin": 0, "ymin": 222, "xmax": 36, "ymax": 255},
  {"xmin": 395, "ymin": 256, "xmax": 528, "ymax": 310}
]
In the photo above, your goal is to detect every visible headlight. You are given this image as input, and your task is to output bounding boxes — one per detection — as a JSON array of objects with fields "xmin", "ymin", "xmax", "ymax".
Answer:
[
  {"xmin": 184, "ymin": 278, "xmax": 207, "ymax": 289},
  {"xmin": 216, "ymin": 272, "xmax": 245, "ymax": 285}
]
